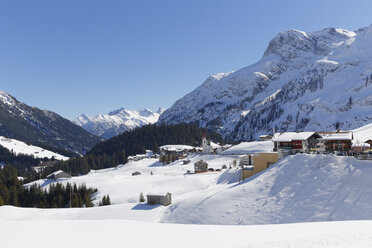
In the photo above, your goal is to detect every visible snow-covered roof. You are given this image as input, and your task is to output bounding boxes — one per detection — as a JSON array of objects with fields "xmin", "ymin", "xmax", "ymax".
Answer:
[
  {"xmin": 351, "ymin": 143, "xmax": 370, "ymax": 148},
  {"xmin": 272, "ymin": 132, "xmax": 316, "ymax": 142},
  {"xmin": 159, "ymin": 145, "xmax": 195, "ymax": 151},
  {"xmin": 259, "ymin": 135, "xmax": 272, "ymax": 138},
  {"xmin": 222, "ymin": 141, "xmax": 273, "ymax": 155},
  {"xmin": 146, "ymin": 192, "xmax": 171, "ymax": 196},
  {"xmin": 209, "ymin": 141, "xmax": 221, "ymax": 149},
  {"xmin": 47, "ymin": 170, "xmax": 64, "ymax": 178},
  {"xmin": 319, "ymin": 131, "xmax": 353, "ymax": 141}
]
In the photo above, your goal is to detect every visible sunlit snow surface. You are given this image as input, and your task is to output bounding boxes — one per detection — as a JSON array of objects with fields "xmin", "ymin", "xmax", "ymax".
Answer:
[{"xmin": 0, "ymin": 136, "xmax": 68, "ymax": 160}]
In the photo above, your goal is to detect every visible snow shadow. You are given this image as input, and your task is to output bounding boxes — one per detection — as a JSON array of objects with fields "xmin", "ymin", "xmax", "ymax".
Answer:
[{"xmin": 132, "ymin": 203, "xmax": 160, "ymax": 210}]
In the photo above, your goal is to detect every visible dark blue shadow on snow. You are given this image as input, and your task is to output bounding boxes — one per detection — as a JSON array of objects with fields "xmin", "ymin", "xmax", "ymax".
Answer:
[{"xmin": 132, "ymin": 203, "xmax": 160, "ymax": 210}]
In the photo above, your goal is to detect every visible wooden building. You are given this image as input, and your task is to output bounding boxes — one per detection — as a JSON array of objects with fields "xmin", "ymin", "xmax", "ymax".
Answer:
[
  {"xmin": 272, "ymin": 132, "xmax": 321, "ymax": 158},
  {"xmin": 46, "ymin": 170, "xmax": 71, "ymax": 180},
  {"xmin": 146, "ymin": 193, "xmax": 172, "ymax": 206},
  {"xmin": 318, "ymin": 131, "xmax": 353, "ymax": 152},
  {"xmin": 194, "ymin": 160, "xmax": 208, "ymax": 173}
]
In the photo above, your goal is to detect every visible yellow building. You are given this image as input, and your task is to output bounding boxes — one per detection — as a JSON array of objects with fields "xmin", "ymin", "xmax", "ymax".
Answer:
[{"xmin": 242, "ymin": 152, "xmax": 278, "ymax": 180}]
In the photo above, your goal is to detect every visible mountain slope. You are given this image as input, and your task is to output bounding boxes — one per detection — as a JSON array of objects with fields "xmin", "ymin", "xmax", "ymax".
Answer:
[
  {"xmin": 159, "ymin": 26, "xmax": 372, "ymax": 140},
  {"xmin": 0, "ymin": 91, "xmax": 100, "ymax": 155},
  {"xmin": 162, "ymin": 154, "xmax": 372, "ymax": 225},
  {"xmin": 75, "ymin": 108, "xmax": 165, "ymax": 139},
  {"xmin": 0, "ymin": 136, "xmax": 68, "ymax": 160}
]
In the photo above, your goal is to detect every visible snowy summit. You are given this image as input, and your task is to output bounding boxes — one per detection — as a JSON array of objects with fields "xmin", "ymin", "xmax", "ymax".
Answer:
[
  {"xmin": 159, "ymin": 25, "xmax": 372, "ymax": 141},
  {"xmin": 75, "ymin": 107, "xmax": 165, "ymax": 139}
]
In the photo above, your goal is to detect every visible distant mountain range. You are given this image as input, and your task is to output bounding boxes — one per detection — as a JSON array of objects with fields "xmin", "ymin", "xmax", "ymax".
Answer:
[
  {"xmin": 75, "ymin": 108, "xmax": 165, "ymax": 139},
  {"xmin": 159, "ymin": 25, "xmax": 372, "ymax": 141},
  {"xmin": 0, "ymin": 91, "xmax": 100, "ymax": 156}
]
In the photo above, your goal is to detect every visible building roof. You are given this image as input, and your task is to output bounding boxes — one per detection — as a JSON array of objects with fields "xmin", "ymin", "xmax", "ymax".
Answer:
[
  {"xmin": 351, "ymin": 143, "xmax": 370, "ymax": 148},
  {"xmin": 146, "ymin": 192, "xmax": 171, "ymax": 197},
  {"xmin": 318, "ymin": 131, "xmax": 353, "ymax": 141},
  {"xmin": 272, "ymin": 132, "xmax": 316, "ymax": 142},
  {"xmin": 159, "ymin": 145, "xmax": 195, "ymax": 152},
  {"xmin": 259, "ymin": 135, "xmax": 272, "ymax": 138},
  {"xmin": 46, "ymin": 170, "xmax": 65, "ymax": 178}
]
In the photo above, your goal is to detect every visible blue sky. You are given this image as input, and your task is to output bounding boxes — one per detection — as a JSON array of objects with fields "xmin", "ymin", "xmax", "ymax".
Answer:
[{"xmin": 1, "ymin": 0, "xmax": 372, "ymax": 120}]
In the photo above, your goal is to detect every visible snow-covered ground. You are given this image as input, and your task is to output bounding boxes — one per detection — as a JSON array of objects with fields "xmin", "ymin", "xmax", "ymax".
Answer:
[
  {"xmin": 0, "ymin": 136, "xmax": 69, "ymax": 160},
  {"xmin": 1, "ymin": 216, "xmax": 372, "ymax": 248},
  {"xmin": 16, "ymin": 152, "xmax": 372, "ymax": 226},
  {"xmin": 3, "ymin": 151, "xmax": 372, "ymax": 247}
]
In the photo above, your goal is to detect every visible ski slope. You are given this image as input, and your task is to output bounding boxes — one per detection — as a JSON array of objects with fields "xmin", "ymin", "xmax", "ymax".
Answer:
[{"xmin": 0, "ymin": 136, "xmax": 69, "ymax": 160}]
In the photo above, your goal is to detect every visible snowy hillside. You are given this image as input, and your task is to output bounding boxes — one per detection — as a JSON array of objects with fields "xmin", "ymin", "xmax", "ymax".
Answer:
[
  {"xmin": 0, "ymin": 136, "xmax": 68, "ymax": 160},
  {"xmin": 353, "ymin": 122, "xmax": 372, "ymax": 143},
  {"xmin": 163, "ymin": 154, "xmax": 372, "ymax": 225},
  {"xmin": 159, "ymin": 25, "xmax": 372, "ymax": 141},
  {"xmin": 3, "ymin": 153, "xmax": 372, "ymax": 247},
  {"xmin": 19, "ymin": 151, "xmax": 372, "ymax": 226},
  {"xmin": 75, "ymin": 108, "xmax": 165, "ymax": 139}
]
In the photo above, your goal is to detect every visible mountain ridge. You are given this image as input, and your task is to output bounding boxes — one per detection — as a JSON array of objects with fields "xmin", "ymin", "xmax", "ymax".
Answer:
[
  {"xmin": 75, "ymin": 107, "xmax": 165, "ymax": 139},
  {"xmin": 159, "ymin": 25, "xmax": 372, "ymax": 140},
  {"xmin": 0, "ymin": 91, "xmax": 100, "ymax": 155}
]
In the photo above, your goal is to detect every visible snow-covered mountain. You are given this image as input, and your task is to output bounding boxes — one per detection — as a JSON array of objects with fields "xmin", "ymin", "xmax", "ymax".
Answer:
[
  {"xmin": 75, "ymin": 108, "xmax": 165, "ymax": 139},
  {"xmin": 0, "ymin": 91, "xmax": 100, "ymax": 155},
  {"xmin": 159, "ymin": 25, "xmax": 372, "ymax": 141}
]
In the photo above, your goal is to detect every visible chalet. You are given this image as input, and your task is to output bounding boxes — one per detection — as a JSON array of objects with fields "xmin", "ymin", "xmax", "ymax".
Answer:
[
  {"xmin": 159, "ymin": 145, "xmax": 195, "ymax": 164},
  {"xmin": 146, "ymin": 193, "xmax": 172, "ymax": 206},
  {"xmin": 46, "ymin": 170, "xmax": 71, "ymax": 180},
  {"xmin": 318, "ymin": 131, "xmax": 353, "ymax": 152},
  {"xmin": 259, "ymin": 135, "xmax": 272, "ymax": 141},
  {"xmin": 194, "ymin": 160, "xmax": 208, "ymax": 173},
  {"xmin": 351, "ymin": 142, "xmax": 370, "ymax": 153},
  {"xmin": 272, "ymin": 132, "xmax": 321, "ymax": 158}
]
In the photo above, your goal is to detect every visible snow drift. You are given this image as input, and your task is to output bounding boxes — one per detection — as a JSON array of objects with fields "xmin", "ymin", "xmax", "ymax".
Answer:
[{"xmin": 162, "ymin": 154, "xmax": 372, "ymax": 225}]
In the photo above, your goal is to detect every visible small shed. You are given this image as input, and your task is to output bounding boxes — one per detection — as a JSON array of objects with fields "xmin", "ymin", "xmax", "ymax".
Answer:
[
  {"xmin": 46, "ymin": 170, "xmax": 71, "ymax": 180},
  {"xmin": 146, "ymin": 193, "xmax": 172, "ymax": 206},
  {"xmin": 132, "ymin": 171, "xmax": 141, "ymax": 176},
  {"xmin": 194, "ymin": 160, "xmax": 208, "ymax": 173}
]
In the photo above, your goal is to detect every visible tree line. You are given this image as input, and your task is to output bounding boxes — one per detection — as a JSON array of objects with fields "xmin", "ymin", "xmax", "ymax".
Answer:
[
  {"xmin": 40, "ymin": 123, "xmax": 227, "ymax": 177},
  {"xmin": 0, "ymin": 166, "xmax": 99, "ymax": 208}
]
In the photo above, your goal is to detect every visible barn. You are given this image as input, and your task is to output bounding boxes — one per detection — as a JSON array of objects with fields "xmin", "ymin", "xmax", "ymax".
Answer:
[{"xmin": 146, "ymin": 193, "xmax": 172, "ymax": 206}]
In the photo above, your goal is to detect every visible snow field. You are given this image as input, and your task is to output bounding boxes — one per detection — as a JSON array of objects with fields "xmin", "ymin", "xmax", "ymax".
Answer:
[
  {"xmin": 0, "ymin": 136, "xmax": 69, "ymax": 160},
  {"xmin": 1, "ymin": 218, "xmax": 372, "ymax": 248}
]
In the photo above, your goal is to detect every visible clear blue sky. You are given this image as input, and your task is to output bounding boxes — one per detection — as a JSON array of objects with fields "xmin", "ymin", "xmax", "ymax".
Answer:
[{"xmin": 1, "ymin": 0, "xmax": 371, "ymax": 120}]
